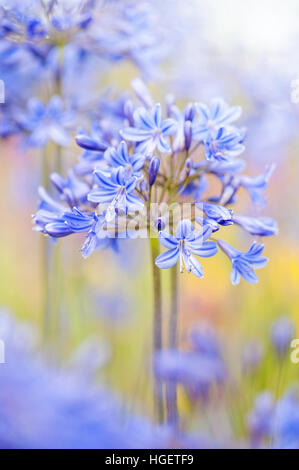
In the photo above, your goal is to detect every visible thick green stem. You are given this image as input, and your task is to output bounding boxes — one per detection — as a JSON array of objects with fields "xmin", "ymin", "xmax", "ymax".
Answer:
[
  {"xmin": 166, "ymin": 263, "xmax": 179, "ymax": 425},
  {"xmin": 150, "ymin": 236, "xmax": 164, "ymax": 423}
]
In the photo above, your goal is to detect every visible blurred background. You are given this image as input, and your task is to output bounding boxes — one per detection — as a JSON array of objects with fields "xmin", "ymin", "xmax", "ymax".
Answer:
[{"xmin": 0, "ymin": 0, "xmax": 298, "ymax": 448}]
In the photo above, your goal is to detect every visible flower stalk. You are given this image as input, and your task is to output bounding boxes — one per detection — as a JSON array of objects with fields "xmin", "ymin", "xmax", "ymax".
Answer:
[
  {"xmin": 150, "ymin": 235, "xmax": 164, "ymax": 423},
  {"xmin": 166, "ymin": 263, "xmax": 179, "ymax": 425}
]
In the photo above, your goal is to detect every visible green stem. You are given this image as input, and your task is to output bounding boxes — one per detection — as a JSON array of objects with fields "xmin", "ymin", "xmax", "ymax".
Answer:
[
  {"xmin": 150, "ymin": 236, "xmax": 164, "ymax": 423},
  {"xmin": 166, "ymin": 263, "xmax": 179, "ymax": 425}
]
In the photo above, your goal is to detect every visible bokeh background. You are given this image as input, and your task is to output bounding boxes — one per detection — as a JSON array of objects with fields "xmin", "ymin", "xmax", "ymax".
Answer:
[{"xmin": 0, "ymin": 0, "xmax": 298, "ymax": 448}]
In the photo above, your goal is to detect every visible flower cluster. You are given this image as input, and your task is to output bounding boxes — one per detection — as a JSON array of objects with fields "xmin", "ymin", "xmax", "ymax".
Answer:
[
  {"xmin": 0, "ymin": 1, "xmax": 166, "ymax": 143},
  {"xmin": 34, "ymin": 79, "xmax": 277, "ymax": 284}
]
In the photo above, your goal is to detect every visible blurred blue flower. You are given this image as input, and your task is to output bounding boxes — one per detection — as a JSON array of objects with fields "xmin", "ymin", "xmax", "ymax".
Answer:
[
  {"xmin": 241, "ymin": 339, "xmax": 264, "ymax": 374},
  {"xmin": 20, "ymin": 96, "xmax": 73, "ymax": 147},
  {"xmin": 0, "ymin": 310, "xmax": 170, "ymax": 449},
  {"xmin": 218, "ymin": 240, "xmax": 268, "ymax": 285},
  {"xmin": 156, "ymin": 220, "xmax": 217, "ymax": 278},
  {"xmin": 190, "ymin": 325, "xmax": 222, "ymax": 359},
  {"xmin": 248, "ymin": 389, "xmax": 299, "ymax": 449},
  {"xmin": 120, "ymin": 104, "xmax": 177, "ymax": 155},
  {"xmin": 270, "ymin": 316, "xmax": 295, "ymax": 358},
  {"xmin": 275, "ymin": 389, "xmax": 299, "ymax": 449},
  {"xmin": 247, "ymin": 391, "xmax": 275, "ymax": 446},
  {"xmin": 155, "ymin": 326, "xmax": 225, "ymax": 401}
]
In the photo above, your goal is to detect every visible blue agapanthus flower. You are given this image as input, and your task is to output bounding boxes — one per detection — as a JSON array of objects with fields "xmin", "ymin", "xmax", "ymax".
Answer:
[
  {"xmin": 104, "ymin": 141, "xmax": 145, "ymax": 177},
  {"xmin": 88, "ymin": 166, "xmax": 144, "ymax": 222},
  {"xmin": 155, "ymin": 219, "xmax": 217, "ymax": 278},
  {"xmin": 20, "ymin": 96, "xmax": 73, "ymax": 147},
  {"xmin": 218, "ymin": 239, "xmax": 268, "ymax": 285},
  {"xmin": 204, "ymin": 127, "xmax": 245, "ymax": 162},
  {"xmin": 192, "ymin": 98, "xmax": 242, "ymax": 141},
  {"xmin": 120, "ymin": 103, "xmax": 177, "ymax": 154}
]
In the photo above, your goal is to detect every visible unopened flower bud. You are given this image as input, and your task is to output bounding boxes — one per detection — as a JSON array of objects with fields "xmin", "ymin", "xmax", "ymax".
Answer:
[
  {"xmin": 148, "ymin": 156, "xmax": 160, "ymax": 186},
  {"xmin": 185, "ymin": 157, "xmax": 192, "ymax": 175},
  {"xmin": 154, "ymin": 216, "xmax": 166, "ymax": 232},
  {"xmin": 75, "ymin": 134, "xmax": 107, "ymax": 152},
  {"xmin": 184, "ymin": 121, "xmax": 192, "ymax": 150},
  {"xmin": 184, "ymin": 103, "xmax": 195, "ymax": 121}
]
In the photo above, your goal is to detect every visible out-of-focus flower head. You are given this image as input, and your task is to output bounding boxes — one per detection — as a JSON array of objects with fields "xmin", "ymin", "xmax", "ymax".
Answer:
[
  {"xmin": 247, "ymin": 388, "xmax": 299, "ymax": 449},
  {"xmin": 0, "ymin": 309, "xmax": 171, "ymax": 449},
  {"xmin": 270, "ymin": 316, "xmax": 295, "ymax": 359},
  {"xmin": 19, "ymin": 95, "xmax": 73, "ymax": 147},
  {"xmin": 155, "ymin": 326, "xmax": 225, "ymax": 401}
]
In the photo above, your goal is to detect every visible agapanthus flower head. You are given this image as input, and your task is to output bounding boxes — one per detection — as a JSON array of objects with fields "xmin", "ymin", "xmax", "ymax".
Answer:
[
  {"xmin": 32, "ymin": 79, "xmax": 276, "ymax": 285},
  {"xmin": 155, "ymin": 349, "xmax": 225, "ymax": 401},
  {"xmin": 218, "ymin": 240, "xmax": 268, "ymax": 285},
  {"xmin": 247, "ymin": 388, "xmax": 299, "ymax": 449},
  {"xmin": 155, "ymin": 326, "xmax": 225, "ymax": 401}
]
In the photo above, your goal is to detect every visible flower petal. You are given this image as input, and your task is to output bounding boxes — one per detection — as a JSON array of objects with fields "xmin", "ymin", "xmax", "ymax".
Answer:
[{"xmin": 155, "ymin": 247, "xmax": 179, "ymax": 269}]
